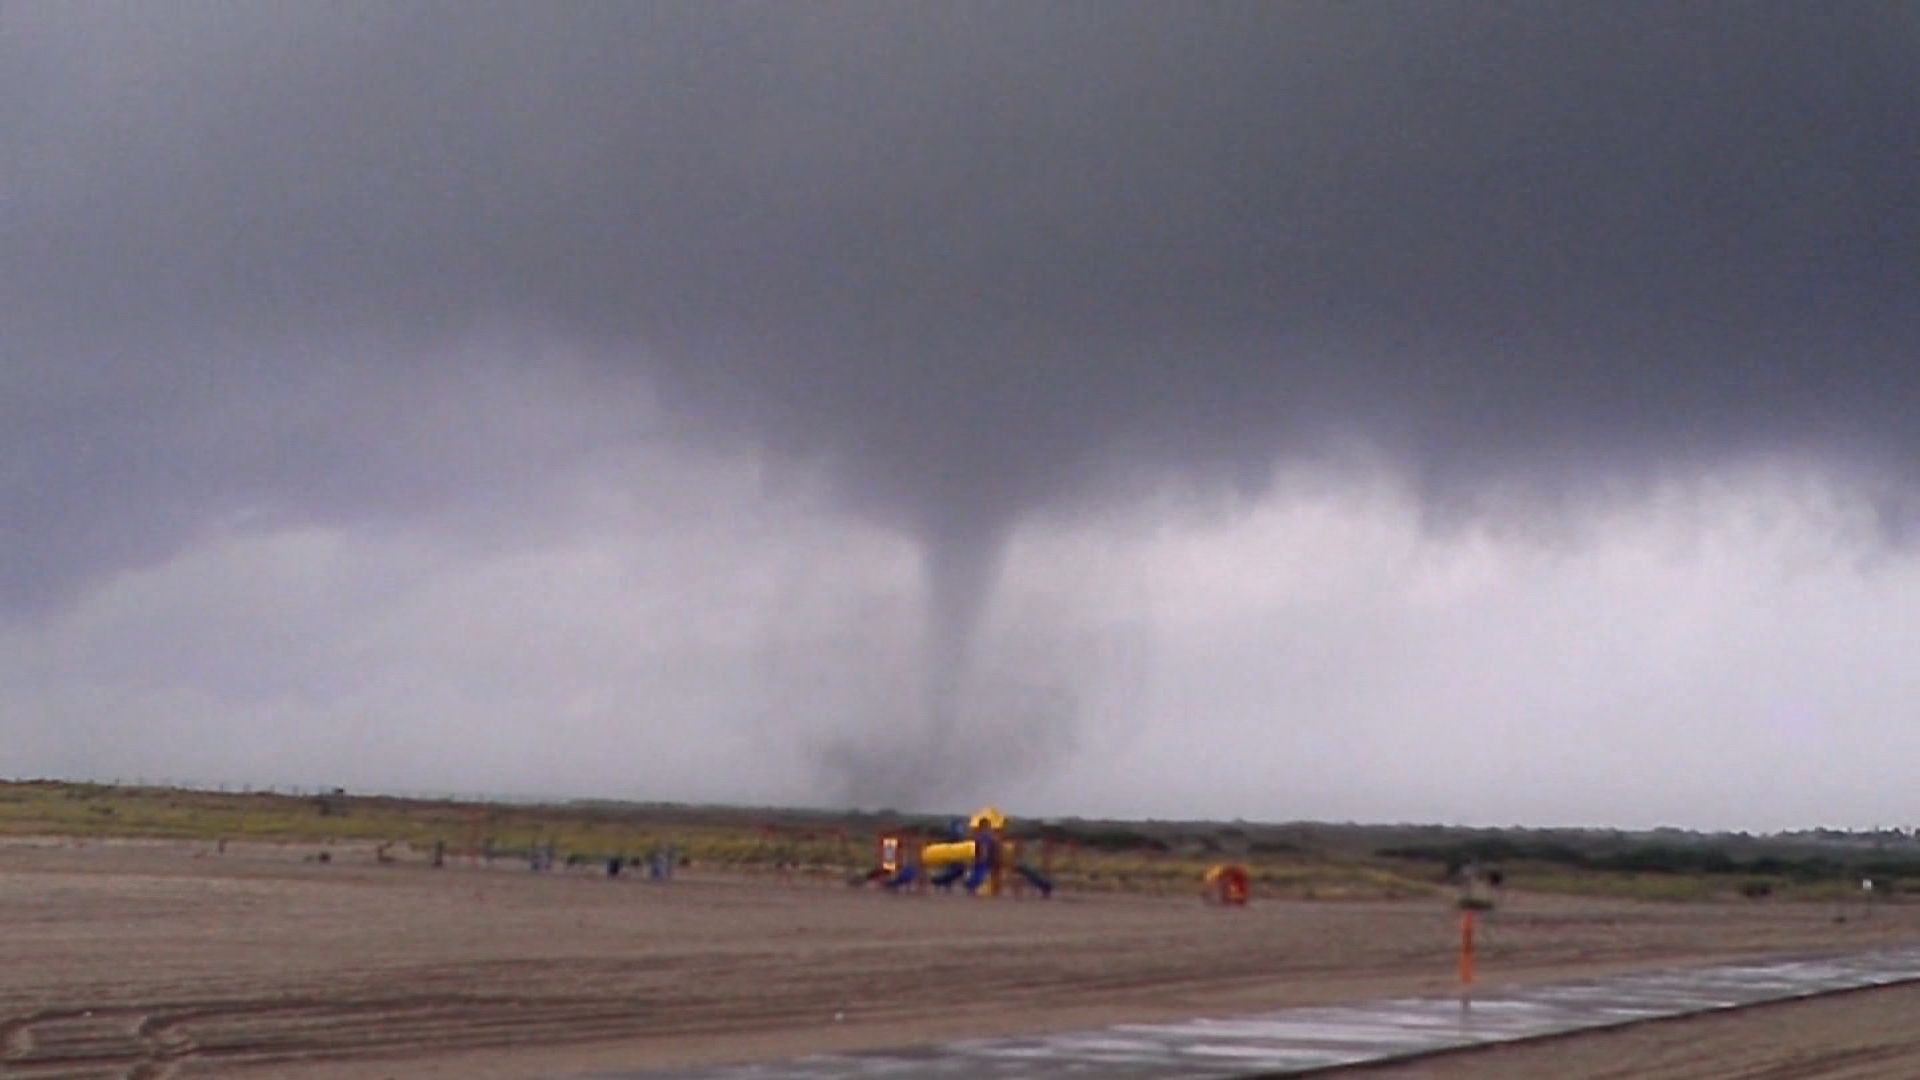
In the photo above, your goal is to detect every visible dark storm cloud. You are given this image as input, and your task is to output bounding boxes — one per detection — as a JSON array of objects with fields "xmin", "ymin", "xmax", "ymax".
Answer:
[{"xmin": 6, "ymin": 1, "xmax": 1917, "ymax": 596}]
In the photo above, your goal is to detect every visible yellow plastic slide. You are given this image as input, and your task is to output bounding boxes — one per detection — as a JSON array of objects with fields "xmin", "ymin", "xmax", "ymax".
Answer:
[{"xmin": 920, "ymin": 840, "xmax": 977, "ymax": 867}]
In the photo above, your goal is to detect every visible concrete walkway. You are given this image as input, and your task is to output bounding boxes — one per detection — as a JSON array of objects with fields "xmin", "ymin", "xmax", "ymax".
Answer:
[{"xmin": 591, "ymin": 946, "xmax": 1920, "ymax": 1079}]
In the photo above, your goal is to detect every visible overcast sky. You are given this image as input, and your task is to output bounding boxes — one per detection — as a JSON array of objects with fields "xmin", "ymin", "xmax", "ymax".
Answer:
[{"xmin": 5, "ymin": 3, "xmax": 1918, "ymax": 830}]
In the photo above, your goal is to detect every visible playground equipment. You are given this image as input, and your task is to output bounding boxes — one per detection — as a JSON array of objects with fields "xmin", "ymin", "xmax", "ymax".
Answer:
[
  {"xmin": 872, "ymin": 806, "xmax": 1054, "ymax": 898},
  {"xmin": 1202, "ymin": 863, "xmax": 1251, "ymax": 905}
]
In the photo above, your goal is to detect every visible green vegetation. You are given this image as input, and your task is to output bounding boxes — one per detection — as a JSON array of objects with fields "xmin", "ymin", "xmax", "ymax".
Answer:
[
  {"xmin": 1377, "ymin": 832, "xmax": 1920, "ymax": 901},
  {"xmin": 0, "ymin": 780, "xmax": 1435, "ymax": 899},
  {"xmin": 4, "ymin": 780, "xmax": 1907, "ymax": 903}
]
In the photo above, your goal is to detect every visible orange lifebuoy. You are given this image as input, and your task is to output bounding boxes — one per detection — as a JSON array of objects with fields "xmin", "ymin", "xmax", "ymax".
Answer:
[{"xmin": 1203, "ymin": 863, "xmax": 1251, "ymax": 905}]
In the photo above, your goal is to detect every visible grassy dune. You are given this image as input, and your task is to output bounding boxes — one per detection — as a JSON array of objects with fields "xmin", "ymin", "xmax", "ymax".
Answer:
[
  {"xmin": 4, "ymin": 779, "xmax": 1904, "ymax": 903},
  {"xmin": 0, "ymin": 780, "xmax": 1437, "ymax": 898}
]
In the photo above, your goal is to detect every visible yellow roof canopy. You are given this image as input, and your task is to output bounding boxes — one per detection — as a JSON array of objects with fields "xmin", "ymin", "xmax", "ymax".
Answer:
[{"xmin": 968, "ymin": 806, "xmax": 1007, "ymax": 832}]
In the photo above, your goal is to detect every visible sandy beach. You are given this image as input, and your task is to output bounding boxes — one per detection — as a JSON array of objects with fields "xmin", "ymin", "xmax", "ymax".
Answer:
[{"xmin": 5, "ymin": 838, "xmax": 1917, "ymax": 1078}]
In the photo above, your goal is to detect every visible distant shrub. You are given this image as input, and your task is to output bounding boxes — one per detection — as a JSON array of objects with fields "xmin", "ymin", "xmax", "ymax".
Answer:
[
  {"xmin": 1380, "ymin": 839, "xmax": 1920, "ymax": 885},
  {"xmin": 1064, "ymin": 827, "xmax": 1169, "ymax": 853}
]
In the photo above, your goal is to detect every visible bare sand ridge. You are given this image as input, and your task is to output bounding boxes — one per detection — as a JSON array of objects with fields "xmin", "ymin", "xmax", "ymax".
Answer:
[{"xmin": 5, "ymin": 838, "xmax": 1918, "ymax": 1078}]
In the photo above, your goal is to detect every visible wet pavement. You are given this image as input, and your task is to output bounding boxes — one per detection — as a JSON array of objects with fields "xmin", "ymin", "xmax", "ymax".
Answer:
[{"xmin": 585, "ymin": 946, "xmax": 1920, "ymax": 1078}]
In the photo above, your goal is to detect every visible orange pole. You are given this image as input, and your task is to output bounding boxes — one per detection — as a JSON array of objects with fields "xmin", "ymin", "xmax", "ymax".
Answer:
[{"xmin": 1459, "ymin": 909, "xmax": 1476, "ymax": 991}]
